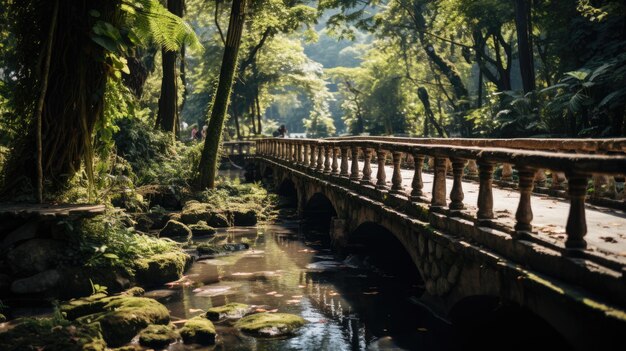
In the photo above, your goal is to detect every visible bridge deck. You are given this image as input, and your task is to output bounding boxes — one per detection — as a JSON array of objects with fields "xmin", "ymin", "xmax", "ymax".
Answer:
[{"xmin": 368, "ymin": 163, "xmax": 626, "ymax": 262}]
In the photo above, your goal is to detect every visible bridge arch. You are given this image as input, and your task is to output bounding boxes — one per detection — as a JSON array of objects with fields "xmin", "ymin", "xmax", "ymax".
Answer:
[
  {"xmin": 276, "ymin": 178, "xmax": 298, "ymax": 208},
  {"xmin": 347, "ymin": 222, "xmax": 424, "ymax": 283}
]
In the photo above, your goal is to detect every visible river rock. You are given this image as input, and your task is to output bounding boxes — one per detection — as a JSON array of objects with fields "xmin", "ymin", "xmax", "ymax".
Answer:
[
  {"xmin": 233, "ymin": 209, "xmax": 257, "ymax": 226},
  {"xmin": 180, "ymin": 202, "xmax": 213, "ymax": 224},
  {"xmin": 133, "ymin": 214, "xmax": 154, "ymax": 232},
  {"xmin": 208, "ymin": 212, "xmax": 230, "ymax": 227},
  {"xmin": 69, "ymin": 296, "xmax": 170, "ymax": 347},
  {"xmin": 159, "ymin": 220, "xmax": 192, "ymax": 240},
  {"xmin": 138, "ymin": 324, "xmax": 179, "ymax": 349},
  {"xmin": 7, "ymin": 239, "xmax": 64, "ymax": 276},
  {"xmin": 206, "ymin": 303, "xmax": 250, "ymax": 321},
  {"xmin": 1, "ymin": 222, "xmax": 38, "ymax": 251},
  {"xmin": 235, "ymin": 312, "xmax": 307, "ymax": 337},
  {"xmin": 180, "ymin": 316, "xmax": 216, "ymax": 345},
  {"xmin": 11, "ymin": 269, "xmax": 61, "ymax": 294},
  {"xmin": 135, "ymin": 251, "xmax": 191, "ymax": 287},
  {"xmin": 189, "ymin": 221, "xmax": 216, "ymax": 236}
]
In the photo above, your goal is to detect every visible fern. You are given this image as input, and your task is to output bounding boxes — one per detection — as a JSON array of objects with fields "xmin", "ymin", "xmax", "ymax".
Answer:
[{"xmin": 122, "ymin": 0, "xmax": 202, "ymax": 52}]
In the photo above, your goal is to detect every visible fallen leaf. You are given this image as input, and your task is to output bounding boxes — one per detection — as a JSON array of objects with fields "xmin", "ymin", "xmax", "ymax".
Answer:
[
  {"xmin": 189, "ymin": 308, "xmax": 204, "ymax": 313},
  {"xmin": 266, "ymin": 291, "xmax": 277, "ymax": 295}
]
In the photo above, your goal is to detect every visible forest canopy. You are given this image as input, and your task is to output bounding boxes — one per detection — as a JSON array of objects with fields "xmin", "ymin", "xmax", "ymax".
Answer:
[{"xmin": 0, "ymin": 0, "xmax": 624, "ymax": 198}]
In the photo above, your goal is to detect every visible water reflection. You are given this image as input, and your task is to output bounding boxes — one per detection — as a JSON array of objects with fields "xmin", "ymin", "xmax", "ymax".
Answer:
[{"xmin": 157, "ymin": 221, "xmax": 455, "ymax": 350}]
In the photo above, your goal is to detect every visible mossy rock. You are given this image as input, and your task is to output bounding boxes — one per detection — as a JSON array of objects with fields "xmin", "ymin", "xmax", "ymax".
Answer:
[
  {"xmin": 233, "ymin": 209, "xmax": 258, "ymax": 226},
  {"xmin": 159, "ymin": 220, "xmax": 192, "ymax": 240},
  {"xmin": 208, "ymin": 212, "xmax": 230, "ymax": 227},
  {"xmin": 206, "ymin": 303, "xmax": 250, "ymax": 321},
  {"xmin": 0, "ymin": 313, "xmax": 5, "ymax": 322},
  {"xmin": 0, "ymin": 318, "xmax": 106, "ymax": 351},
  {"xmin": 235, "ymin": 313, "xmax": 306, "ymax": 337},
  {"xmin": 138, "ymin": 324, "xmax": 180, "ymax": 349},
  {"xmin": 109, "ymin": 346, "xmax": 143, "ymax": 351},
  {"xmin": 119, "ymin": 286, "xmax": 145, "ymax": 296},
  {"xmin": 180, "ymin": 316, "xmax": 216, "ymax": 345},
  {"xmin": 76, "ymin": 296, "xmax": 171, "ymax": 347},
  {"xmin": 189, "ymin": 221, "xmax": 217, "ymax": 237},
  {"xmin": 61, "ymin": 293, "xmax": 110, "ymax": 320},
  {"xmin": 135, "ymin": 251, "xmax": 191, "ymax": 287},
  {"xmin": 134, "ymin": 214, "xmax": 154, "ymax": 232},
  {"xmin": 196, "ymin": 243, "xmax": 221, "ymax": 255},
  {"xmin": 180, "ymin": 202, "xmax": 213, "ymax": 224}
]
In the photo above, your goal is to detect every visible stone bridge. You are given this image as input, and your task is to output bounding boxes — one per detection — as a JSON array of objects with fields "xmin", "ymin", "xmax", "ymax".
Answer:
[{"xmin": 251, "ymin": 137, "xmax": 626, "ymax": 349}]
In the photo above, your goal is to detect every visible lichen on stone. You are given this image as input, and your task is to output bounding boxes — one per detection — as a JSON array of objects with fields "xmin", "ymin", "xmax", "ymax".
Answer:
[
  {"xmin": 180, "ymin": 316, "xmax": 216, "ymax": 345},
  {"xmin": 138, "ymin": 323, "xmax": 180, "ymax": 349},
  {"xmin": 235, "ymin": 312, "xmax": 306, "ymax": 337},
  {"xmin": 206, "ymin": 302, "xmax": 250, "ymax": 321}
]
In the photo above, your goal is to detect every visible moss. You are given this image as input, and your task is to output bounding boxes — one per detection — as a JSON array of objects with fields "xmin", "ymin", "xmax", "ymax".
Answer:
[
  {"xmin": 0, "ymin": 313, "xmax": 6, "ymax": 322},
  {"xmin": 119, "ymin": 286, "xmax": 145, "ymax": 296},
  {"xmin": 189, "ymin": 221, "xmax": 217, "ymax": 236},
  {"xmin": 159, "ymin": 220, "xmax": 192, "ymax": 240},
  {"xmin": 109, "ymin": 346, "xmax": 143, "ymax": 351},
  {"xmin": 233, "ymin": 209, "xmax": 258, "ymax": 226},
  {"xmin": 75, "ymin": 296, "xmax": 170, "ymax": 347},
  {"xmin": 138, "ymin": 324, "xmax": 180, "ymax": 349},
  {"xmin": 135, "ymin": 251, "xmax": 190, "ymax": 287},
  {"xmin": 0, "ymin": 318, "xmax": 106, "ymax": 351},
  {"xmin": 206, "ymin": 303, "xmax": 250, "ymax": 321},
  {"xmin": 61, "ymin": 293, "xmax": 109, "ymax": 320},
  {"xmin": 180, "ymin": 316, "xmax": 216, "ymax": 345},
  {"xmin": 180, "ymin": 202, "xmax": 214, "ymax": 224},
  {"xmin": 235, "ymin": 313, "xmax": 306, "ymax": 337}
]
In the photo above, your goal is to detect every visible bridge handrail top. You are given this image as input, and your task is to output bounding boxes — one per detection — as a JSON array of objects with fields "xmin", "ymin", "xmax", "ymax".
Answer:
[
  {"xmin": 259, "ymin": 138, "xmax": 626, "ymax": 175},
  {"xmin": 258, "ymin": 136, "xmax": 626, "ymax": 153}
]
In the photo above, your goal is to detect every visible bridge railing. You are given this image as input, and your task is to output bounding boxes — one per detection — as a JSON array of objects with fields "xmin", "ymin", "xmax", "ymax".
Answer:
[
  {"xmin": 222, "ymin": 141, "xmax": 255, "ymax": 156},
  {"xmin": 256, "ymin": 137, "xmax": 626, "ymax": 258}
]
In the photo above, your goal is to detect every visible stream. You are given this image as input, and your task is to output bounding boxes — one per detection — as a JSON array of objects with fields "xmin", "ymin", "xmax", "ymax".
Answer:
[{"xmin": 152, "ymin": 210, "xmax": 456, "ymax": 350}]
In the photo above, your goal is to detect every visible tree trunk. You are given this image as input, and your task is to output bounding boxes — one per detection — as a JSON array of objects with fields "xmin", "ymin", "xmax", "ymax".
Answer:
[
  {"xmin": 514, "ymin": 0, "xmax": 536, "ymax": 93},
  {"xmin": 156, "ymin": 0, "xmax": 184, "ymax": 135},
  {"xmin": 418, "ymin": 87, "xmax": 446, "ymax": 138},
  {"xmin": 255, "ymin": 87, "xmax": 262, "ymax": 134},
  {"xmin": 1, "ymin": 0, "xmax": 115, "ymax": 196},
  {"xmin": 197, "ymin": 0, "xmax": 247, "ymax": 189}
]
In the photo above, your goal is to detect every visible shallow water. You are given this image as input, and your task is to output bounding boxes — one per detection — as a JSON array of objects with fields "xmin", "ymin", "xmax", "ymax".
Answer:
[{"xmin": 153, "ymin": 217, "xmax": 455, "ymax": 350}]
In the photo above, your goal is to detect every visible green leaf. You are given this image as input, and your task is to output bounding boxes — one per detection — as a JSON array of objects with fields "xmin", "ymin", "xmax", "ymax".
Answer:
[
  {"xmin": 91, "ymin": 35, "xmax": 118, "ymax": 52},
  {"xmin": 103, "ymin": 253, "xmax": 119, "ymax": 259}
]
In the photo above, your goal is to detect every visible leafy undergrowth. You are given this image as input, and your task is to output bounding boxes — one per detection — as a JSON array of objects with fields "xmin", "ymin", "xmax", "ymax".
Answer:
[
  {"xmin": 200, "ymin": 179, "xmax": 278, "ymax": 223},
  {"xmin": 62, "ymin": 210, "xmax": 183, "ymax": 278}
]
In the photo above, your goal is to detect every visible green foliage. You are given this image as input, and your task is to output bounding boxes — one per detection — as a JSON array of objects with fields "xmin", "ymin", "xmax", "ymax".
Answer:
[
  {"xmin": 63, "ymin": 211, "xmax": 182, "ymax": 276},
  {"xmin": 199, "ymin": 179, "xmax": 277, "ymax": 222}
]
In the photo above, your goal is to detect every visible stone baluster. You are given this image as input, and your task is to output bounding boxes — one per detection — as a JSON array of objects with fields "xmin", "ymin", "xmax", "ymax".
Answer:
[
  {"xmin": 340, "ymin": 146, "xmax": 350, "ymax": 177},
  {"xmin": 534, "ymin": 169, "xmax": 547, "ymax": 187},
  {"xmin": 389, "ymin": 151, "xmax": 405, "ymax": 195},
  {"xmin": 316, "ymin": 144, "xmax": 324, "ymax": 171},
  {"xmin": 350, "ymin": 146, "xmax": 361, "ymax": 181},
  {"xmin": 477, "ymin": 160, "xmax": 495, "ymax": 223},
  {"xmin": 410, "ymin": 151, "xmax": 425, "ymax": 201},
  {"xmin": 431, "ymin": 157, "xmax": 447, "ymax": 208},
  {"xmin": 309, "ymin": 145, "xmax": 317, "ymax": 169},
  {"xmin": 501, "ymin": 163, "xmax": 513, "ymax": 182},
  {"xmin": 375, "ymin": 149, "xmax": 388, "ymax": 190},
  {"xmin": 361, "ymin": 148, "xmax": 373, "ymax": 185},
  {"xmin": 296, "ymin": 143, "xmax": 302, "ymax": 164},
  {"xmin": 449, "ymin": 159, "xmax": 467, "ymax": 211},
  {"xmin": 514, "ymin": 166, "xmax": 535, "ymax": 238},
  {"xmin": 303, "ymin": 143, "xmax": 310, "ymax": 167},
  {"xmin": 277, "ymin": 142, "xmax": 282, "ymax": 159},
  {"xmin": 466, "ymin": 159, "xmax": 479, "ymax": 178},
  {"xmin": 565, "ymin": 173, "xmax": 589, "ymax": 255},
  {"xmin": 291, "ymin": 143, "xmax": 297, "ymax": 162},
  {"xmin": 323, "ymin": 145, "xmax": 332, "ymax": 174},
  {"xmin": 331, "ymin": 147, "xmax": 339, "ymax": 175}
]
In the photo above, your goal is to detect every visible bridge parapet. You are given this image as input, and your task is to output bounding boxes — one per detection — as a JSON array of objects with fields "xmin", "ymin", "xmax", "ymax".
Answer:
[{"xmin": 256, "ymin": 137, "xmax": 626, "ymax": 266}]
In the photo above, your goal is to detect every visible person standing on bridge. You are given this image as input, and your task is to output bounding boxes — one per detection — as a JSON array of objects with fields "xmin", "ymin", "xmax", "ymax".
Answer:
[{"xmin": 273, "ymin": 125, "xmax": 287, "ymax": 138}]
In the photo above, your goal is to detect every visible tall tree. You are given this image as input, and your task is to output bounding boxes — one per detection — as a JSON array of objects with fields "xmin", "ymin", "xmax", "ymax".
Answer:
[
  {"xmin": 514, "ymin": 0, "xmax": 536, "ymax": 93},
  {"xmin": 197, "ymin": 0, "xmax": 248, "ymax": 189},
  {"xmin": 156, "ymin": 0, "xmax": 185, "ymax": 135}
]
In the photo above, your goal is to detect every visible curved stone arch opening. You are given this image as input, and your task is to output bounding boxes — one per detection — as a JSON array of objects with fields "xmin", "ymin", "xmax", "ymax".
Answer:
[
  {"xmin": 261, "ymin": 165, "xmax": 273, "ymax": 180},
  {"xmin": 346, "ymin": 221, "xmax": 425, "ymax": 284},
  {"xmin": 276, "ymin": 178, "xmax": 298, "ymax": 208},
  {"xmin": 449, "ymin": 295, "xmax": 571, "ymax": 350}
]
